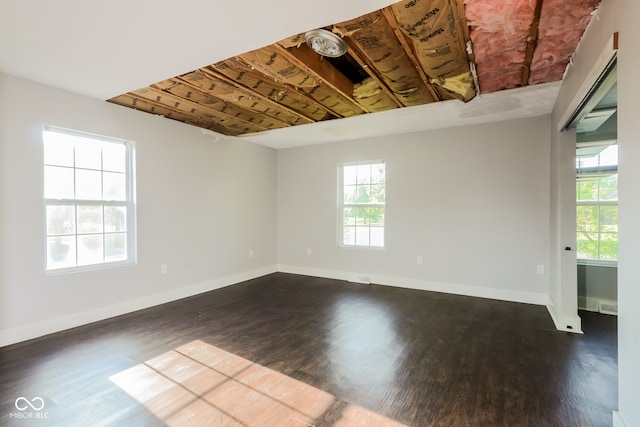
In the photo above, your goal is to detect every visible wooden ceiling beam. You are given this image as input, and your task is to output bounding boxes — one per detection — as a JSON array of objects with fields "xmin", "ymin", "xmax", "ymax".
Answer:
[
  {"xmin": 224, "ymin": 57, "xmax": 339, "ymax": 121},
  {"xmin": 342, "ymin": 40, "xmax": 405, "ymax": 108},
  {"xmin": 452, "ymin": 0, "xmax": 474, "ymax": 62},
  {"xmin": 274, "ymin": 43, "xmax": 366, "ymax": 114},
  {"xmin": 198, "ymin": 67, "xmax": 315, "ymax": 126},
  {"xmin": 153, "ymin": 75, "xmax": 291, "ymax": 131},
  {"xmin": 522, "ymin": 0, "xmax": 544, "ymax": 86},
  {"xmin": 381, "ymin": 7, "xmax": 441, "ymax": 101},
  {"xmin": 134, "ymin": 86, "xmax": 269, "ymax": 134},
  {"xmin": 109, "ymin": 93, "xmax": 242, "ymax": 136}
]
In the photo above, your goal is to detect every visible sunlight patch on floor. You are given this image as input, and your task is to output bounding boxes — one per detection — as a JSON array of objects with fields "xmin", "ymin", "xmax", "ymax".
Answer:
[{"xmin": 109, "ymin": 339, "xmax": 408, "ymax": 426}]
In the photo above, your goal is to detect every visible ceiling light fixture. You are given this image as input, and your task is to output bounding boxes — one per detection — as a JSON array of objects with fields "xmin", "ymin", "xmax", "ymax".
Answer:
[{"xmin": 304, "ymin": 29, "xmax": 347, "ymax": 58}]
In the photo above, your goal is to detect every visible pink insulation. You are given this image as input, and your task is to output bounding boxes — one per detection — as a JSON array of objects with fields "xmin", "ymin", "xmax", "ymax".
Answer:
[
  {"xmin": 464, "ymin": 0, "xmax": 599, "ymax": 94},
  {"xmin": 464, "ymin": 0, "xmax": 535, "ymax": 93},
  {"xmin": 530, "ymin": 0, "xmax": 600, "ymax": 85}
]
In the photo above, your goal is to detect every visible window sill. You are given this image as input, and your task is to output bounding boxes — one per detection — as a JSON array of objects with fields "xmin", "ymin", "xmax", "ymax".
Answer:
[{"xmin": 577, "ymin": 259, "xmax": 617, "ymax": 268}]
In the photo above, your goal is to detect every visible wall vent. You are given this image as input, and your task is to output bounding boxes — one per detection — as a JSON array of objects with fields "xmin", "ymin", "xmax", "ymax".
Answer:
[{"xmin": 599, "ymin": 302, "xmax": 618, "ymax": 315}]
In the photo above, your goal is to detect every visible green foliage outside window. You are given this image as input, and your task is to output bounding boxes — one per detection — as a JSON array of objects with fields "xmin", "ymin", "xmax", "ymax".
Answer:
[{"xmin": 576, "ymin": 174, "xmax": 618, "ymax": 261}]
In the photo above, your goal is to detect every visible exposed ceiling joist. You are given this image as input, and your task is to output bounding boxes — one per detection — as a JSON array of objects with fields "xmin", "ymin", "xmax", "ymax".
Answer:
[
  {"xmin": 196, "ymin": 68, "xmax": 312, "ymax": 126},
  {"xmin": 381, "ymin": 7, "xmax": 441, "ymax": 102},
  {"xmin": 343, "ymin": 42, "xmax": 405, "ymax": 109},
  {"xmin": 274, "ymin": 43, "xmax": 366, "ymax": 114},
  {"xmin": 213, "ymin": 58, "xmax": 337, "ymax": 122},
  {"xmin": 522, "ymin": 0, "xmax": 544, "ymax": 86}
]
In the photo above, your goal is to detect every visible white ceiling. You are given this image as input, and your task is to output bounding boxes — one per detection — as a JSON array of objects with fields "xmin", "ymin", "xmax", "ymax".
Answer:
[
  {"xmin": 237, "ymin": 82, "xmax": 561, "ymax": 148},
  {"xmin": 0, "ymin": 0, "xmax": 561, "ymax": 149}
]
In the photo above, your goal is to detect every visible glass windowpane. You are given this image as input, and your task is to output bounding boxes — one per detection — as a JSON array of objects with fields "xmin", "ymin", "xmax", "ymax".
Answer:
[
  {"xmin": 356, "ymin": 185, "xmax": 371, "ymax": 203},
  {"xmin": 74, "ymin": 137, "xmax": 102, "ymax": 170},
  {"xmin": 576, "ymin": 179, "xmax": 598, "ymax": 201},
  {"xmin": 105, "ymin": 233, "xmax": 127, "ymax": 262},
  {"xmin": 599, "ymin": 206, "xmax": 618, "ymax": 232},
  {"xmin": 577, "ymin": 232, "xmax": 597, "ymax": 260},
  {"xmin": 371, "ymin": 184, "xmax": 385, "ymax": 204},
  {"xmin": 47, "ymin": 236, "xmax": 76, "ymax": 269},
  {"xmin": 343, "ymin": 226, "xmax": 356, "ymax": 245},
  {"xmin": 356, "ymin": 164, "xmax": 371, "ymax": 184},
  {"xmin": 77, "ymin": 234, "xmax": 104, "ymax": 266},
  {"xmin": 103, "ymin": 143, "xmax": 126, "ymax": 172},
  {"xmin": 577, "ymin": 206, "xmax": 598, "ymax": 232},
  {"xmin": 355, "ymin": 207, "xmax": 369, "ymax": 225},
  {"xmin": 370, "ymin": 207, "xmax": 384, "ymax": 226},
  {"xmin": 370, "ymin": 227, "xmax": 384, "ymax": 247},
  {"xmin": 77, "ymin": 205, "xmax": 103, "ymax": 234},
  {"xmin": 104, "ymin": 172, "xmax": 126, "ymax": 201},
  {"xmin": 371, "ymin": 163, "xmax": 385, "ymax": 184},
  {"xmin": 46, "ymin": 205, "xmax": 76, "ymax": 236},
  {"xmin": 76, "ymin": 169, "xmax": 102, "ymax": 200},
  {"xmin": 343, "ymin": 166, "xmax": 357, "ymax": 186},
  {"xmin": 599, "ymin": 175, "xmax": 618, "ymax": 201},
  {"xmin": 343, "ymin": 207, "xmax": 355, "ymax": 226},
  {"xmin": 45, "ymin": 166, "xmax": 74, "ymax": 199},
  {"xmin": 43, "ymin": 131, "xmax": 74, "ymax": 167},
  {"xmin": 343, "ymin": 185, "xmax": 356, "ymax": 204},
  {"xmin": 355, "ymin": 226, "xmax": 370, "ymax": 246},
  {"xmin": 105, "ymin": 206, "xmax": 126, "ymax": 232}
]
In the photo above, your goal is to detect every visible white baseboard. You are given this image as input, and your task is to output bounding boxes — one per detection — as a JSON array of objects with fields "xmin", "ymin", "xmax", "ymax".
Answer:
[
  {"xmin": 277, "ymin": 264, "xmax": 549, "ymax": 306},
  {"xmin": 546, "ymin": 298, "xmax": 583, "ymax": 333},
  {"xmin": 0, "ymin": 265, "xmax": 277, "ymax": 347},
  {"xmin": 613, "ymin": 411, "xmax": 628, "ymax": 427},
  {"xmin": 578, "ymin": 296, "xmax": 600, "ymax": 312},
  {"xmin": 2, "ymin": 265, "xmax": 579, "ymax": 347},
  {"xmin": 578, "ymin": 296, "xmax": 618, "ymax": 315}
]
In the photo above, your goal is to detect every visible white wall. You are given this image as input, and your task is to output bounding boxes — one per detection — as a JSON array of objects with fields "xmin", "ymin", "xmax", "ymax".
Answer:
[
  {"xmin": 552, "ymin": 0, "xmax": 640, "ymax": 424},
  {"xmin": 0, "ymin": 73, "xmax": 278, "ymax": 346},
  {"xmin": 277, "ymin": 117, "xmax": 551, "ymax": 304},
  {"xmin": 548, "ymin": 125, "xmax": 580, "ymax": 331}
]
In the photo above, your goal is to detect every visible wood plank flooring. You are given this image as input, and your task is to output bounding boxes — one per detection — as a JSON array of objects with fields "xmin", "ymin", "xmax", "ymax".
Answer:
[{"xmin": 0, "ymin": 273, "xmax": 617, "ymax": 426}]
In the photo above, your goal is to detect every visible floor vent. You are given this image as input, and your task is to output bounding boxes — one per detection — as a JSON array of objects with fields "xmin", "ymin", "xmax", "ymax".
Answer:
[{"xmin": 599, "ymin": 302, "xmax": 618, "ymax": 315}]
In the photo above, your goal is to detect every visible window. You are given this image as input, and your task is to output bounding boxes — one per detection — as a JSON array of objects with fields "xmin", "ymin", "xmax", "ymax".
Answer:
[
  {"xmin": 43, "ymin": 126, "xmax": 136, "ymax": 273},
  {"xmin": 576, "ymin": 144, "xmax": 617, "ymax": 263},
  {"xmin": 339, "ymin": 161, "xmax": 385, "ymax": 248}
]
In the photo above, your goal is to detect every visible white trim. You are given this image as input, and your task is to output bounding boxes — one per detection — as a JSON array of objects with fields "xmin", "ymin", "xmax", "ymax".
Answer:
[
  {"xmin": 612, "ymin": 411, "xmax": 628, "ymax": 427},
  {"xmin": 577, "ymin": 259, "xmax": 617, "ymax": 267},
  {"xmin": 578, "ymin": 296, "xmax": 601, "ymax": 312},
  {"xmin": 546, "ymin": 298, "xmax": 583, "ymax": 333},
  {"xmin": 277, "ymin": 264, "xmax": 548, "ymax": 305},
  {"xmin": 0, "ymin": 265, "xmax": 277, "ymax": 347},
  {"xmin": 337, "ymin": 161, "xmax": 386, "ymax": 249}
]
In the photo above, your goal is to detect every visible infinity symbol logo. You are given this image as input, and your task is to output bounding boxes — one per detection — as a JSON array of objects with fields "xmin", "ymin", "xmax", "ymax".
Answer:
[{"xmin": 15, "ymin": 397, "xmax": 45, "ymax": 411}]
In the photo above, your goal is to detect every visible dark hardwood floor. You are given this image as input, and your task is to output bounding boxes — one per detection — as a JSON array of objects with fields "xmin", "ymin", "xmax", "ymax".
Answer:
[{"xmin": 0, "ymin": 273, "xmax": 617, "ymax": 426}]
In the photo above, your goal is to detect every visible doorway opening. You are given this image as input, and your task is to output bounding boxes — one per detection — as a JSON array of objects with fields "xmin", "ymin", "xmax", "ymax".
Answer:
[{"xmin": 572, "ymin": 61, "xmax": 618, "ymax": 316}]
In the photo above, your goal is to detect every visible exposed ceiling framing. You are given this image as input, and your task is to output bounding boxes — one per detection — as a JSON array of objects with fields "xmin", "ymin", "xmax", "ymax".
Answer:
[{"xmin": 108, "ymin": 0, "xmax": 599, "ymax": 137}]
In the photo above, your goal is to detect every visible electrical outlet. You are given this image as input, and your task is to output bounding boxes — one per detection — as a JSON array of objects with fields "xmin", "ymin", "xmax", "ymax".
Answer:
[
  {"xmin": 537, "ymin": 265, "xmax": 544, "ymax": 275},
  {"xmin": 161, "ymin": 264, "xmax": 168, "ymax": 274},
  {"xmin": 417, "ymin": 255, "xmax": 423, "ymax": 265}
]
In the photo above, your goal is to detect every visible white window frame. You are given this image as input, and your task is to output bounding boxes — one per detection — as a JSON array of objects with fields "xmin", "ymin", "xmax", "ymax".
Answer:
[
  {"xmin": 576, "ymin": 144, "xmax": 617, "ymax": 266},
  {"xmin": 43, "ymin": 125, "xmax": 137, "ymax": 274},
  {"xmin": 338, "ymin": 160, "xmax": 385, "ymax": 249}
]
